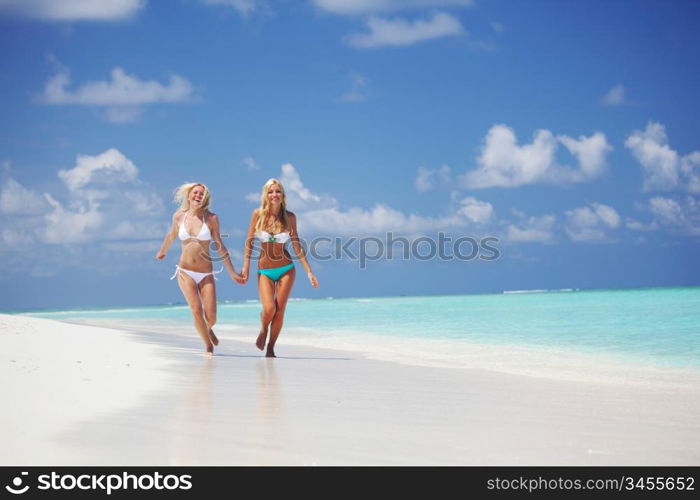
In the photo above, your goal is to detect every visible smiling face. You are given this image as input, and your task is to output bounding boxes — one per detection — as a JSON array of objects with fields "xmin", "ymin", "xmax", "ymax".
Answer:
[
  {"xmin": 188, "ymin": 184, "xmax": 209, "ymax": 210},
  {"xmin": 266, "ymin": 183, "xmax": 284, "ymax": 206}
]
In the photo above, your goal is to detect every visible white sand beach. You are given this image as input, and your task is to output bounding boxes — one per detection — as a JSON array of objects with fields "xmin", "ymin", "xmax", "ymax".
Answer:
[{"xmin": 1, "ymin": 313, "xmax": 699, "ymax": 466}]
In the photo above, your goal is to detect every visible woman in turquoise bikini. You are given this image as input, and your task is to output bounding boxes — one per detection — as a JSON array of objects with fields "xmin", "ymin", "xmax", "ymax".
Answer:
[{"xmin": 241, "ymin": 178, "xmax": 319, "ymax": 357}]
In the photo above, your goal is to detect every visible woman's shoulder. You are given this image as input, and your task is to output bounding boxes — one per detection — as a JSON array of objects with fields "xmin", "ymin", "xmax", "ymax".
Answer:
[
  {"xmin": 172, "ymin": 210, "xmax": 186, "ymax": 222},
  {"xmin": 285, "ymin": 210, "xmax": 296, "ymax": 219}
]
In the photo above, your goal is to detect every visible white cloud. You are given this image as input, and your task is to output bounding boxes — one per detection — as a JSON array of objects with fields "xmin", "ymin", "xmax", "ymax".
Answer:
[
  {"xmin": 39, "ymin": 66, "xmax": 196, "ymax": 123},
  {"xmin": 681, "ymin": 151, "xmax": 700, "ymax": 193},
  {"xmin": 601, "ymin": 83, "xmax": 626, "ymax": 106},
  {"xmin": 591, "ymin": 203, "xmax": 622, "ymax": 228},
  {"xmin": 462, "ymin": 124, "xmax": 612, "ymax": 188},
  {"xmin": 41, "ymin": 193, "xmax": 103, "ymax": 244},
  {"xmin": 0, "ymin": 149, "xmax": 165, "ymax": 251},
  {"xmin": 249, "ymin": 163, "xmax": 491, "ymax": 235},
  {"xmin": 626, "ymin": 218, "xmax": 659, "ymax": 232},
  {"xmin": 58, "ymin": 148, "xmax": 138, "ymax": 192},
  {"xmin": 564, "ymin": 203, "xmax": 620, "ymax": 242},
  {"xmin": 625, "ymin": 122, "xmax": 678, "ymax": 191},
  {"xmin": 456, "ymin": 196, "xmax": 494, "ymax": 224},
  {"xmin": 505, "ymin": 212, "xmax": 556, "ymax": 243},
  {"xmin": 313, "ymin": 0, "xmax": 474, "ymax": 15},
  {"xmin": 201, "ymin": 0, "xmax": 256, "ymax": 15},
  {"xmin": 470, "ymin": 124, "xmax": 554, "ymax": 188},
  {"xmin": 1, "ymin": 227, "xmax": 35, "ymax": 248},
  {"xmin": 0, "ymin": 0, "xmax": 144, "ymax": 21},
  {"xmin": 57, "ymin": 148, "xmax": 166, "ymax": 241},
  {"xmin": 627, "ymin": 196, "xmax": 700, "ymax": 235},
  {"xmin": 279, "ymin": 163, "xmax": 338, "ymax": 211},
  {"xmin": 103, "ymin": 241, "xmax": 161, "ymax": 253},
  {"xmin": 109, "ymin": 219, "xmax": 165, "ymax": 240},
  {"xmin": 301, "ymin": 204, "xmax": 471, "ymax": 235},
  {"xmin": 243, "ymin": 156, "xmax": 261, "ymax": 171},
  {"xmin": 339, "ymin": 72, "xmax": 369, "ymax": 102},
  {"xmin": 246, "ymin": 163, "xmax": 338, "ymax": 210},
  {"xmin": 299, "ymin": 193, "xmax": 495, "ymax": 235},
  {"xmin": 123, "ymin": 190, "xmax": 164, "ymax": 215},
  {"xmin": 557, "ymin": 132, "xmax": 611, "ymax": 180},
  {"xmin": 42, "ymin": 67, "xmax": 194, "ymax": 105},
  {"xmin": 415, "ymin": 165, "xmax": 451, "ymax": 192},
  {"xmin": 0, "ymin": 178, "xmax": 50, "ymax": 215},
  {"xmin": 347, "ymin": 12, "xmax": 464, "ymax": 48},
  {"xmin": 646, "ymin": 196, "xmax": 700, "ymax": 235},
  {"xmin": 245, "ymin": 191, "xmax": 261, "ymax": 203},
  {"xmin": 649, "ymin": 197, "xmax": 682, "ymax": 225},
  {"xmin": 303, "ymin": 205, "xmax": 412, "ymax": 234},
  {"xmin": 625, "ymin": 121, "xmax": 700, "ymax": 193}
]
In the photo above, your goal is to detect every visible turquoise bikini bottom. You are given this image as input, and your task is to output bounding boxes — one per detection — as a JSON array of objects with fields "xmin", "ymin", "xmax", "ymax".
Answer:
[{"xmin": 258, "ymin": 263, "xmax": 294, "ymax": 282}]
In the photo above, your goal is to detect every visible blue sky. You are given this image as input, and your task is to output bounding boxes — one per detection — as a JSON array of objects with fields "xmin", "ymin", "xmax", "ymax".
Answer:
[{"xmin": 1, "ymin": 0, "xmax": 699, "ymax": 310}]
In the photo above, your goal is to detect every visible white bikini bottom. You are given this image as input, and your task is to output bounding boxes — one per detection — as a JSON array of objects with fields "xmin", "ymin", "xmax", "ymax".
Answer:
[{"xmin": 170, "ymin": 266, "xmax": 223, "ymax": 285}]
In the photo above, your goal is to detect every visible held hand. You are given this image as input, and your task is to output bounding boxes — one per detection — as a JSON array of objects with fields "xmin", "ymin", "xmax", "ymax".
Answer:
[
  {"xmin": 155, "ymin": 251, "xmax": 166, "ymax": 260},
  {"xmin": 307, "ymin": 272, "xmax": 319, "ymax": 289},
  {"xmin": 232, "ymin": 272, "xmax": 246, "ymax": 285},
  {"xmin": 241, "ymin": 270, "xmax": 249, "ymax": 284}
]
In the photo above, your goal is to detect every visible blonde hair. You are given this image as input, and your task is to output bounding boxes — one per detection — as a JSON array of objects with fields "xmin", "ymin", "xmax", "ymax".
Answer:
[
  {"xmin": 173, "ymin": 182, "xmax": 211, "ymax": 212},
  {"xmin": 255, "ymin": 178, "xmax": 289, "ymax": 232}
]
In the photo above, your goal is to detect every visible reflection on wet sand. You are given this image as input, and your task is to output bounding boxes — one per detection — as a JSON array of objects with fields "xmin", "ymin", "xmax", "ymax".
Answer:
[
  {"xmin": 165, "ymin": 351, "xmax": 291, "ymax": 464},
  {"xmin": 168, "ymin": 357, "xmax": 214, "ymax": 464},
  {"xmin": 251, "ymin": 358, "xmax": 288, "ymax": 463}
]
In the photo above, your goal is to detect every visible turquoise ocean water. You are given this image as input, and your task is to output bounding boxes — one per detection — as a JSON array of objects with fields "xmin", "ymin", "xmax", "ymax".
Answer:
[{"xmin": 23, "ymin": 287, "xmax": 700, "ymax": 381}]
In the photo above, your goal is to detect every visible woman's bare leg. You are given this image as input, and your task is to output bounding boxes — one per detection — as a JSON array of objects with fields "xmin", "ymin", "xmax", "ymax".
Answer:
[
  {"xmin": 267, "ymin": 268, "xmax": 296, "ymax": 358},
  {"xmin": 177, "ymin": 273, "xmax": 213, "ymax": 354},
  {"xmin": 199, "ymin": 276, "xmax": 218, "ymax": 346},
  {"xmin": 257, "ymin": 273, "xmax": 276, "ymax": 350}
]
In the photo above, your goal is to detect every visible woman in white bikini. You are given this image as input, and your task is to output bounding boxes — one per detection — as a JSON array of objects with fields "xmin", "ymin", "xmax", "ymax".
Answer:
[
  {"xmin": 241, "ymin": 178, "xmax": 319, "ymax": 357},
  {"xmin": 156, "ymin": 182, "xmax": 244, "ymax": 356}
]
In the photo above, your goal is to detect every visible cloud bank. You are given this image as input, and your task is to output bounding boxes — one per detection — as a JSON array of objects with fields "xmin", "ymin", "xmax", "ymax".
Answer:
[
  {"xmin": 39, "ymin": 66, "xmax": 196, "ymax": 123},
  {"xmin": 347, "ymin": 12, "xmax": 464, "ymax": 48},
  {"xmin": 462, "ymin": 124, "xmax": 612, "ymax": 188}
]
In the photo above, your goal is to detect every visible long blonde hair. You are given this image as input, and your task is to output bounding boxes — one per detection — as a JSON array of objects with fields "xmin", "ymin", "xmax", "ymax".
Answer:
[
  {"xmin": 255, "ymin": 178, "xmax": 289, "ymax": 232},
  {"xmin": 174, "ymin": 182, "xmax": 211, "ymax": 212}
]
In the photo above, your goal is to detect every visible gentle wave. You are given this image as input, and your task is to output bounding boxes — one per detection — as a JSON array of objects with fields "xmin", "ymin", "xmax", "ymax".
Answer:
[
  {"xmin": 274, "ymin": 326, "xmax": 700, "ymax": 389},
  {"xmin": 78, "ymin": 315, "xmax": 698, "ymax": 389}
]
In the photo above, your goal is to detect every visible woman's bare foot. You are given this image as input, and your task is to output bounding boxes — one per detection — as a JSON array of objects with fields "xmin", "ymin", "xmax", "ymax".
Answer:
[
  {"xmin": 205, "ymin": 344, "xmax": 214, "ymax": 357},
  {"xmin": 265, "ymin": 347, "xmax": 276, "ymax": 358},
  {"xmin": 256, "ymin": 329, "xmax": 267, "ymax": 351},
  {"xmin": 209, "ymin": 329, "xmax": 219, "ymax": 346}
]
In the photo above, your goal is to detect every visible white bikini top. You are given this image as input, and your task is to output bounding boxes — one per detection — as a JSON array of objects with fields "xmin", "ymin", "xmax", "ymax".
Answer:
[
  {"xmin": 178, "ymin": 212, "xmax": 212, "ymax": 241},
  {"xmin": 255, "ymin": 230, "xmax": 290, "ymax": 244}
]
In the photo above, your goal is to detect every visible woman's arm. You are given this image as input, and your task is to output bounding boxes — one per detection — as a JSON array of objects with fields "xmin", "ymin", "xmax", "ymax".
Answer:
[
  {"xmin": 155, "ymin": 212, "xmax": 180, "ymax": 260},
  {"xmin": 241, "ymin": 209, "xmax": 259, "ymax": 282},
  {"xmin": 289, "ymin": 212, "xmax": 319, "ymax": 288},
  {"xmin": 208, "ymin": 213, "xmax": 244, "ymax": 283}
]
